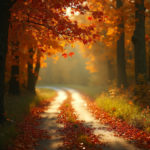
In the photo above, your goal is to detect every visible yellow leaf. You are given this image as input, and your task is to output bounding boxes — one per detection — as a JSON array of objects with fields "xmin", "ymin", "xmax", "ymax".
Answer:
[
  {"xmin": 107, "ymin": 28, "xmax": 114, "ymax": 36},
  {"xmin": 52, "ymin": 55, "xmax": 59, "ymax": 63}
]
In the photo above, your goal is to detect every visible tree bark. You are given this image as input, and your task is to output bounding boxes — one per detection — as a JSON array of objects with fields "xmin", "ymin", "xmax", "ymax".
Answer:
[
  {"xmin": 0, "ymin": 1, "xmax": 11, "ymax": 123},
  {"xmin": 132, "ymin": 0, "xmax": 147, "ymax": 84},
  {"xmin": 8, "ymin": 42, "xmax": 20, "ymax": 95},
  {"xmin": 27, "ymin": 49, "xmax": 40, "ymax": 94},
  {"xmin": 116, "ymin": 0, "xmax": 127, "ymax": 88}
]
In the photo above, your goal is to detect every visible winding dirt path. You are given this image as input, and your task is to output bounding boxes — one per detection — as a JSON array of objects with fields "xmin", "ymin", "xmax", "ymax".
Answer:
[
  {"xmin": 36, "ymin": 87, "xmax": 142, "ymax": 150},
  {"xmin": 36, "ymin": 87, "xmax": 67, "ymax": 150}
]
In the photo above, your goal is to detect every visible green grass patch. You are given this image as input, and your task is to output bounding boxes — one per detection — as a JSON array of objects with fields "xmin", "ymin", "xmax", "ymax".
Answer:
[
  {"xmin": 96, "ymin": 95, "xmax": 150, "ymax": 132},
  {"xmin": 0, "ymin": 88, "xmax": 56, "ymax": 150}
]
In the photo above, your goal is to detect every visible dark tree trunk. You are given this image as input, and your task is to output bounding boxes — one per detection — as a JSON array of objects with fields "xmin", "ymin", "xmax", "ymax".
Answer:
[
  {"xmin": 116, "ymin": 0, "xmax": 127, "ymax": 88},
  {"xmin": 34, "ymin": 54, "xmax": 40, "ymax": 88},
  {"xmin": 132, "ymin": 0, "xmax": 147, "ymax": 84},
  {"xmin": 27, "ymin": 49, "xmax": 40, "ymax": 94},
  {"xmin": 0, "ymin": 1, "xmax": 12, "ymax": 123},
  {"xmin": 9, "ymin": 42, "xmax": 20, "ymax": 95},
  {"xmin": 27, "ymin": 49, "xmax": 34, "ymax": 93}
]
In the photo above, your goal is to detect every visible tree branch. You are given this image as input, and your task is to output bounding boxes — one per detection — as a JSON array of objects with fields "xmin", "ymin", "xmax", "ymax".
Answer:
[{"xmin": 9, "ymin": 0, "xmax": 17, "ymax": 8}]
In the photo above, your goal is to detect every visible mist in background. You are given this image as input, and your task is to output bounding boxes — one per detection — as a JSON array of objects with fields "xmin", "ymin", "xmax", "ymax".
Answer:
[
  {"xmin": 37, "ymin": 43, "xmax": 110, "ymax": 87},
  {"xmin": 37, "ymin": 45, "xmax": 91, "ymax": 86}
]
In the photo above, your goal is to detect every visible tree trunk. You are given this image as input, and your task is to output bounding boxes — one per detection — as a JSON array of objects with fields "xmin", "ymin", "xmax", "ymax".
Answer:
[
  {"xmin": 34, "ymin": 53, "xmax": 41, "ymax": 89},
  {"xmin": 116, "ymin": 0, "xmax": 127, "ymax": 88},
  {"xmin": 0, "ymin": 1, "xmax": 11, "ymax": 123},
  {"xmin": 132, "ymin": 0, "xmax": 147, "ymax": 84},
  {"xmin": 27, "ymin": 49, "xmax": 40, "ymax": 94},
  {"xmin": 9, "ymin": 42, "xmax": 20, "ymax": 95}
]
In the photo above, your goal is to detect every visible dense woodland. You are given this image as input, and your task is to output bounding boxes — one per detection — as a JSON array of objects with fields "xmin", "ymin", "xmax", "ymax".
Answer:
[{"xmin": 0, "ymin": 0, "xmax": 150, "ymax": 124}]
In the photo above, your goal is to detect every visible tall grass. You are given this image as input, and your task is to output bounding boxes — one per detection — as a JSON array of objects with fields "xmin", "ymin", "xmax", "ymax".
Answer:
[
  {"xmin": 0, "ymin": 88, "xmax": 56, "ymax": 150},
  {"xmin": 96, "ymin": 95, "xmax": 150, "ymax": 132}
]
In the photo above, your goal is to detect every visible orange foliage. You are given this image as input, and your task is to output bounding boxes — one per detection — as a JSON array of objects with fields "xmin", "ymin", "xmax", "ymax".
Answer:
[{"xmin": 6, "ymin": 0, "xmax": 104, "ymax": 89}]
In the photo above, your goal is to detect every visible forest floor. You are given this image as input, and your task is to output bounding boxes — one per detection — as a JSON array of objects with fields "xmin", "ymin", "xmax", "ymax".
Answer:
[{"xmin": 11, "ymin": 87, "xmax": 150, "ymax": 150}]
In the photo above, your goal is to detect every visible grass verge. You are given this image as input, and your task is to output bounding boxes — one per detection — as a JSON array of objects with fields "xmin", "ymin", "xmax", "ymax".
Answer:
[
  {"xmin": 95, "ymin": 95, "xmax": 150, "ymax": 133},
  {"xmin": 0, "ymin": 88, "xmax": 56, "ymax": 150}
]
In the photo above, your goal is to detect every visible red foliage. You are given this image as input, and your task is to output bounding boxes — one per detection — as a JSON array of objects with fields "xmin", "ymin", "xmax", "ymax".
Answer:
[
  {"xmin": 9, "ymin": 98, "xmax": 55, "ymax": 150},
  {"xmin": 145, "ymin": 34, "xmax": 150, "ymax": 42},
  {"xmin": 92, "ymin": 11, "xmax": 103, "ymax": 18},
  {"xmin": 62, "ymin": 53, "xmax": 68, "ymax": 58},
  {"xmin": 10, "ymin": 0, "xmax": 101, "ymax": 50},
  {"xmin": 68, "ymin": 52, "xmax": 74, "ymax": 57},
  {"xmin": 57, "ymin": 94, "xmax": 103, "ymax": 150},
  {"xmin": 41, "ymin": 49, "xmax": 46, "ymax": 53},
  {"xmin": 88, "ymin": 16, "xmax": 93, "ymax": 20}
]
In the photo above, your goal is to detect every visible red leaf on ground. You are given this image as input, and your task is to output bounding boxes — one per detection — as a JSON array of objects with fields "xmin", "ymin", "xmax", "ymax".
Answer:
[
  {"xmin": 9, "ymin": 97, "xmax": 56, "ymax": 150},
  {"xmin": 82, "ymin": 95, "xmax": 150, "ymax": 150},
  {"xmin": 57, "ymin": 93, "xmax": 103, "ymax": 150}
]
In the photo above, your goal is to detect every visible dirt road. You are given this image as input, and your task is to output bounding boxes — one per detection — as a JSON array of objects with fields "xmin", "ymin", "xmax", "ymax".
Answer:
[{"xmin": 36, "ymin": 87, "xmax": 142, "ymax": 150}]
